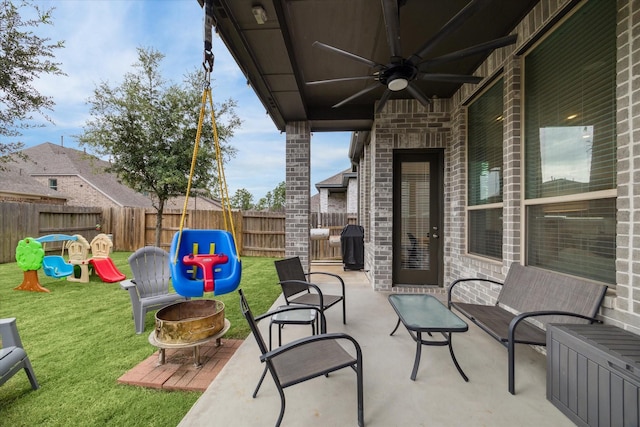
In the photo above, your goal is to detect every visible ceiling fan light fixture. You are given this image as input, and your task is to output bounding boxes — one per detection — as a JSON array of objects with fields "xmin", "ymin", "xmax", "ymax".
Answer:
[{"xmin": 388, "ymin": 77, "xmax": 408, "ymax": 91}]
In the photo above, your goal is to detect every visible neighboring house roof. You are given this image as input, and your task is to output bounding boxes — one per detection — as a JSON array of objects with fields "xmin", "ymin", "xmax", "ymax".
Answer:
[
  {"xmin": 0, "ymin": 164, "xmax": 67, "ymax": 202},
  {"xmin": 16, "ymin": 142, "xmax": 154, "ymax": 208},
  {"xmin": 14, "ymin": 142, "xmax": 223, "ymax": 210},
  {"xmin": 310, "ymin": 193, "xmax": 319, "ymax": 212},
  {"xmin": 315, "ymin": 168, "xmax": 356, "ymax": 193},
  {"xmin": 165, "ymin": 195, "xmax": 223, "ymax": 211}
]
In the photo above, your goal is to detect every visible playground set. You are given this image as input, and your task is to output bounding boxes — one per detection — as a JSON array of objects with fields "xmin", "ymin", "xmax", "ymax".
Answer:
[{"xmin": 14, "ymin": 233, "xmax": 126, "ymax": 293}]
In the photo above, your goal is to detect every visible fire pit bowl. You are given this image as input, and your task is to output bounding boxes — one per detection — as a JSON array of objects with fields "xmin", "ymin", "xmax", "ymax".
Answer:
[{"xmin": 154, "ymin": 300, "xmax": 225, "ymax": 344}]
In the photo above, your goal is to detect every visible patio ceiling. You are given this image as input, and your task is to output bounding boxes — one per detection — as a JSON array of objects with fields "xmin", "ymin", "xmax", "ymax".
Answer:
[{"xmin": 203, "ymin": 0, "xmax": 539, "ymax": 132}]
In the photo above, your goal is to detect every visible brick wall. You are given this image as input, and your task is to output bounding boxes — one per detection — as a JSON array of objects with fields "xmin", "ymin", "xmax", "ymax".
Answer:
[
  {"xmin": 285, "ymin": 121, "xmax": 311, "ymax": 270},
  {"xmin": 366, "ymin": 99, "xmax": 452, "ymax": 291},
  {"xmin": 359, "ymin": 0, "xmax": 640, "ymax": 333},
  {"xmin": 607, "ymin": 0, "xmax": 640, "ymax": 333},
  {"xmin": 32, "ymin": 175, "xmax": 121, "ymax": 208}
]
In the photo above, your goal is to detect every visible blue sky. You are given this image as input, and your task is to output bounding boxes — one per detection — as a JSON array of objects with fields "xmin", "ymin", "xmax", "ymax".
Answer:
[{"xmin": 10, "ymin": 0, "xmax": 352, "ymax": 201}]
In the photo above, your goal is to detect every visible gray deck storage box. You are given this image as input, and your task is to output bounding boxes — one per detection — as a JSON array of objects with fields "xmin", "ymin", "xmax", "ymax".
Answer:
[{"xmin": 547, "ymin": 324, "xmax": 640, "ymax": 427}]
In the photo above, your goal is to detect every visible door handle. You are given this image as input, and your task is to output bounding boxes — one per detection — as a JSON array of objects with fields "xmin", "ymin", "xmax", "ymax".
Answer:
[{"xmin": 432, "ymin": 233, "xmax": 439, "ymax": 239}]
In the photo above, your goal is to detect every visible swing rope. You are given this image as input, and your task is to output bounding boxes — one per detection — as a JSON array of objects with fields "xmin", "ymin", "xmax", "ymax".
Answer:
[
  {"xmin": 209, "ymin": 88, "xmax": 238, "ymax": 245},
  {"xmin": 172, "ymin": 69, "xmax": 239, "ymax": 265},
  {"xmin": 172, "ymin": 83, "xmax": 207, "ymax": 265}
]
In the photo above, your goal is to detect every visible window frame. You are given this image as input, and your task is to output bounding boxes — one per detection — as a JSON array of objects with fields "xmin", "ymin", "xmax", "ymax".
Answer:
[{"xmin": 521, "ymin": 0, "xmax": 617, "ymax": 284}]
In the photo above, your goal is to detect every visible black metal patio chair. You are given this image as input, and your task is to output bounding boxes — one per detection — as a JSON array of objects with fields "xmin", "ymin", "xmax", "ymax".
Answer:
[
  {"xmin": 274, "ymin": 256, "xmax": 346, "ymax": 325},
  {"xmin": 239, "ymin": 289, "xmax": 364, "ymax": 427}
]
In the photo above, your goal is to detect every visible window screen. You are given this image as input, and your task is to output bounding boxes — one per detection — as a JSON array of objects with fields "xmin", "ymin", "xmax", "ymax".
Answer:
[
  {"xmin": 467, "ymin": 78, "xmax": 504, "ymax": 259},
  {"xmin": 525, "ymin": 0, "xmax": 616, "ymax": 199},
  {"xmin": 527, "ymin": 199, "xmax": 615, "ymax": 283},
  {"xmin": 469, "ymin": 209, "xmax": 502, "ymax": 260},
  {"xmin": 468, "ymin": 79, "xmax": 504, "ymax": 206}
]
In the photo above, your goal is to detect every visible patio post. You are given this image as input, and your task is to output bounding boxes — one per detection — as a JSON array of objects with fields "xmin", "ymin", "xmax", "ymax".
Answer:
[{"xmin": 284, "ymin": 121, "xmax": 311, "ymax": 270}]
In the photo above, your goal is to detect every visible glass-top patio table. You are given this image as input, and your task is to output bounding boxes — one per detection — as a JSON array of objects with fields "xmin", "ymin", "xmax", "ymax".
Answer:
[{"xmin": 388, "ymin": 294, "xmax": 469, "ymax": 381}]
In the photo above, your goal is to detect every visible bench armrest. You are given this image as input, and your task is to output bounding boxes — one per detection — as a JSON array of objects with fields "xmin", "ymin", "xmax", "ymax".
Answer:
[
  {"xmin": 508, "ymin": 310, "xmax": 602, "ymax": 344},
  {"xmin": 447, "ymin": 277, "xmax": 504, "ymax": 309}
]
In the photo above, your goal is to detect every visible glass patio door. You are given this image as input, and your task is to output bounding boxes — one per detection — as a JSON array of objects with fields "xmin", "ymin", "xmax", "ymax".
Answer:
[{"xmin": 393, "ymin": 151, "xmax": 442, "ymax": 286}]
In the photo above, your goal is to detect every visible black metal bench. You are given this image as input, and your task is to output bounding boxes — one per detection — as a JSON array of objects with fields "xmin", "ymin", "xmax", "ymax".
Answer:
[{"xmin": 447, "ymin": 263, "xmax": 608, "ymax": 395}]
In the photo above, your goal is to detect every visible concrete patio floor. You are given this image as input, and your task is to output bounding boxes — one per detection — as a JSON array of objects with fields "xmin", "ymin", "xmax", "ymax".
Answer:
[{"xmin": 179, "ymin": 264, "xmax": 573, "ymax": 427}]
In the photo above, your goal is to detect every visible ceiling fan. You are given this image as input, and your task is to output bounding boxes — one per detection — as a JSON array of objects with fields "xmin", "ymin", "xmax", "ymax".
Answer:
[{"xmin": 306, "ymin": 0, "xmax": 517, "ymax": 113}]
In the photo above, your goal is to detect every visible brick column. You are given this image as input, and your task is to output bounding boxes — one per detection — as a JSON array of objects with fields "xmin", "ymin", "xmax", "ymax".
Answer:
[
  {"xmin": 502, "ymin": 55, "xmax": 522, "ymax": 270},
  {"xmin": 285, "ymin": 121, "xmax": 311, "ymax": 270}
]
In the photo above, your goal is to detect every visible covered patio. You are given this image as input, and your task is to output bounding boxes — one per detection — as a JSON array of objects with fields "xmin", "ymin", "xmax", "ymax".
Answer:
[{"xmin": 178, "ymin": 264, "xmax": 572, "ymax": 426}]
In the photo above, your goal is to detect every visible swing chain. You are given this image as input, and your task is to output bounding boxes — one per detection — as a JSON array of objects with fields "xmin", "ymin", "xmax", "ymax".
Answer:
[
  {"xmin": 202, "ymin": 68, "xmax": 211, "ymax": 90},
  {"xmin": 203, "ymin": 0, "xmax": 214, "ymax": 87}
]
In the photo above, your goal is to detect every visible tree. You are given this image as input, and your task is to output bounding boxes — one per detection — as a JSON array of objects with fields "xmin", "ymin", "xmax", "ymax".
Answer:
[
  {"xmin": 255, "ymin": 181, "xmax": 285, "ymax": 211},
  {"xmin": 271, "ymin": 181, "xmax": 286, "ymax": 211},
  {"xmin": 79, "ymin": 47, "xmax": 241, "ymax": 246},
  {"xmin": 230, "ymin": 188, "xmax": 254, "ymax": 211},
  {"xmin": 0, "ymin": 0, "xmax": 64, "ymax": 167},
  {"xmin": 255, "ymin": 191, "xmax": 273, "ymax": 211}
]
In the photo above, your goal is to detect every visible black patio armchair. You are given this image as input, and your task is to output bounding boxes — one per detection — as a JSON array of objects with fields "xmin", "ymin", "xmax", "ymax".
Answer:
[
  {"xmin": 239, "ymin": 289, "xmax": 364, "ymax": 427},
  {"xmin": 274, "ymin": 256, "xmax": 346, "ymax": 325}
]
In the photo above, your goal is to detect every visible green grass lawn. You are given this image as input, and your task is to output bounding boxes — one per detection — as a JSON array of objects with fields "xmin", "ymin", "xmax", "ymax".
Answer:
[{"xmin": 0, "ymin": 253, "xmax": 282, "ymax": 426}]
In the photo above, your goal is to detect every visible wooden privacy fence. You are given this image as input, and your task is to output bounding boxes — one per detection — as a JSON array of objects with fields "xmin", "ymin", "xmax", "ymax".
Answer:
[
  {"xmin": 103, "ymin": 208, "xmax": 242, "ymax": 251},
  {"xmin": 0, "ymin": 203, "xmax": 103, "ymax": 264},
  {"xmin": 97, "ymin": 207, "xmax": 245, "ymax": 253},
  {"xmin": 310, "ymin": 213, "xmax": 358, "ymax": 260},
  {"xmin": 0, "ymin": 202, "xmax": 357, "ymax": 264},
  {"xmin": 242, "ymin": 211, "xmax": 285, "ymax": 257}
]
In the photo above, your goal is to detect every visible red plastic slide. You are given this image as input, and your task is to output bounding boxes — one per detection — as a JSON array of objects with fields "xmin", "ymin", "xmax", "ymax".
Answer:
[{"xmin": 89, "ymin": 258, "xmax": 126, "ymax": 283}]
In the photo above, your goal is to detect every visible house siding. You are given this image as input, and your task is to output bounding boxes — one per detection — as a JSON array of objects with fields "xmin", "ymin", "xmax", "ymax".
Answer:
[
  {"xmin": 610, "ymin": 0, "xmax": 640, "ymax": 333},
  {"xmin": 365, "ymin": 99, "xmax": 452, "ymax": 292},
  {"xmin": 357, "ymin": 0, "xmax": 640, "ymax": 333},
  {"xmin": 32, "ymin": 175, "xmax": 121, "ymax": 208}
]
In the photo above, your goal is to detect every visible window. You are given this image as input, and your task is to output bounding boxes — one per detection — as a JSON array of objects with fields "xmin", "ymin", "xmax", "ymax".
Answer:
[
  {"xmin": 48, "ymin": 178, "xmax": 57, "ymax": 191},
  {"xmin": 467, "ymin": 78, "xmax": 504, "ymax": 259},
  {"xmin": 524, "ymin": 0, "xmax": 616, "ymax": 283}
]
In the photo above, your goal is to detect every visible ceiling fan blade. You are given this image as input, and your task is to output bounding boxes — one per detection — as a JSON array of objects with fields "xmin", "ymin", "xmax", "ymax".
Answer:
[
  {"xmin": 418, "ymin": 73, "xmax": 483, "ymax": 84},
  {"xmin": 419, "ymin": 34, "xmax": 518, "ymax": 69},
  {"xmin": 332, "ymin": 83, "xmax": 382, "ymax": 108},
  {"xmin": 381, "ymin": 0, "xmax": 402, "ymax": 57},
  {"xmin": 312, "ymin": 41, "xmax": 379, "ymax": 68},
  {"xmin": 307, "ymin": 76, "xmax": 375, "ymax": 86},
  {"xmin": 409, "ymin": 0, "xmax": 487, "ymax": 64},
  {"xmin": 406, "ymin": 82, "xmax": 432, "ymax": 107},
  {"xmin": 375, "ymin": 89, "xmax": 393, "ymax": 114}
]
